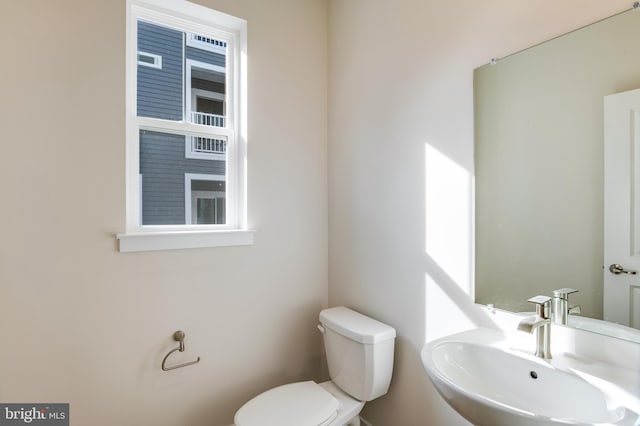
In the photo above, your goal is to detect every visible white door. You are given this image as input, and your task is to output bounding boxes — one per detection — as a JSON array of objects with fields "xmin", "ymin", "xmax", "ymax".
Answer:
[{"xmin": 604, "ymin": 88, "xmax": 640, "ymax": 328}]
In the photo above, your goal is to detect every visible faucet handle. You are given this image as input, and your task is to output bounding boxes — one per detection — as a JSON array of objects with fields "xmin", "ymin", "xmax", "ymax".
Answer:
[
  {"xmin": 527, "ymin": 295, "xmax": 552, "ymax": 319},
  {"xmin": 527, "ymin": 295, "xmax": 551, "ymax": 305},
  {"xmin": 552, "ymin": 288, "xmax": 578, "ymax": 300}
]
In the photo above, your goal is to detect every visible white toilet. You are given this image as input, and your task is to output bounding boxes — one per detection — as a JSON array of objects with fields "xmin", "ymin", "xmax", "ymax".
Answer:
[{"xmin": 234, "ymin": 306, "xmax": 396, "ymax": 426}]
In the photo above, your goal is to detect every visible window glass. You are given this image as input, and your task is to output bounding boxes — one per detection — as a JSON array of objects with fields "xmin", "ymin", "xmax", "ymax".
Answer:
[
  {"xmin": 136, "ymin": 19, "xmax": 230, "ymax": 226},
  {"xmin": 137, "ymin": 21, "xmax": 228, "ymax": 127},
  {"xmin": 139, "ymin": 130, "xmax": 226, "ymax": 225}
]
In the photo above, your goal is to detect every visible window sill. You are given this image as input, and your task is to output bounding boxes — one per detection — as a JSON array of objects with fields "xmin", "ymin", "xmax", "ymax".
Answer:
[{"xmin": 116, "ymin": 229, "xmax": 254, "ymax": 252}]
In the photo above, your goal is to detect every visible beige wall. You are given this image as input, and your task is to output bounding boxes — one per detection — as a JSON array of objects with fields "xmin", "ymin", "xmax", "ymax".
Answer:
[
  {"xmin": 327, "ymin": 0, "xmax": 629, "ymax": 425},
  {"xmin": 0, "ymin": 1, "xmax": 327, "ymax": 425},
  {"xmin": 475, "ymin": 10, "xmax": 640, "ymax": 319}
]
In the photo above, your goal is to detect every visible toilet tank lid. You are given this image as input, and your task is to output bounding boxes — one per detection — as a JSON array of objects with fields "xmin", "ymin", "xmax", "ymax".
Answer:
[{"xmin": 319, "ymin": 307, "xmax": 396, "ymax": 344}]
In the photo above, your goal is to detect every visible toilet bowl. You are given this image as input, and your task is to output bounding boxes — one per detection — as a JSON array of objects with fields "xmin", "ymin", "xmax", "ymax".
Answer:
[
  {"xmin": 234, "ymin": 307, "xmax": 396, "ymax": 426},
  {"xmin": 234, "ymin": 380, "xmax": 364, "ymax": 426}
]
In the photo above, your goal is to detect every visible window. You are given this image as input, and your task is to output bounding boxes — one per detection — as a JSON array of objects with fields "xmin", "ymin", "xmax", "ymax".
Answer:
[
  {"xmin": 137, "ymin": 51, "xmax": 162, "ymax": 69},
  {"xmin": 185, "ymin": 174, "xmax": 225, "ymax": 224},
  {"xmin": 118, "ymin": 0, "xmax": 250, "ymax": 252}
]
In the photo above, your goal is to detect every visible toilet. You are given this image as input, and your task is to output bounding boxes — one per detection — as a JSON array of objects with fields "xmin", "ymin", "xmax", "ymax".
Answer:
[{"xmin": 234, "ymin": 306, "xmax": 396, "ymax": 426}]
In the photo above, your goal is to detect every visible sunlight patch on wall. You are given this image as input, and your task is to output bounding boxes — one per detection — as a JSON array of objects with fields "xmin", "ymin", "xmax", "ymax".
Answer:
[
  {"xmin": 424, "ymin": 143, "xmax": 476, "ymax": 341},
  {"xmin": 425, "ymin": 273, "xmax": 475, "ymax": 340},
  {"xmin": 425, "ymin": 143, "xmax": 474, "ymax": 294}
]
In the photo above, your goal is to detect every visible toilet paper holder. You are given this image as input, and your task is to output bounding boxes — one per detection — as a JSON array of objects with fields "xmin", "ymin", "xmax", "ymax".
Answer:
[{"xmin": 161, "ymin": 330, "xmax": 201, "ymax": 371}]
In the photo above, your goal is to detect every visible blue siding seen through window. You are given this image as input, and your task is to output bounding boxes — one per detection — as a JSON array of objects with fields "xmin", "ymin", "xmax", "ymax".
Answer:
[
  {"xmin": 140, "ymin": 130, "xmax": 226, "ymax": 225},
  {"xmin": 137, "ymin": 21, "xmax": 183, "ymax": 120}
]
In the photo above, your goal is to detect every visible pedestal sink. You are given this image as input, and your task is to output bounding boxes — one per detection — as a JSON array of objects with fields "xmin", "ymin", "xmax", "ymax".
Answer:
[{"xmin": 421, "ymin": 327, "xmax": 639, "ymax": 425}]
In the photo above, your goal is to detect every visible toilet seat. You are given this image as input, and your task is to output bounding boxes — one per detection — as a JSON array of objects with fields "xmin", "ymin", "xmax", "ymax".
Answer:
[{"xmin": 234, "ymin": 381, "xmax": 339, "ymax": 426}]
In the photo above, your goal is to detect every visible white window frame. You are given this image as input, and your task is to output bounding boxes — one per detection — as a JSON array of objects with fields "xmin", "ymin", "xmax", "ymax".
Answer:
[
  {"xmin": 137, "ymin": 51, "xmax": 162, "ymax": 69},
  {"xmin": 118, "ymin": 0, "xmax": 251, "ymax": 252}
]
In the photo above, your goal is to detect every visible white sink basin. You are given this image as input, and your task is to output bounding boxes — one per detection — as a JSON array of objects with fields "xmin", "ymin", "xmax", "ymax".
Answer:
[{"xmin": 421, "ymin": 329, "xmax": 634, "ymax": 425}]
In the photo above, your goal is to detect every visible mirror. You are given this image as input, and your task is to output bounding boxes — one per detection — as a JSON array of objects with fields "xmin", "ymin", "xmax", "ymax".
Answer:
[{"xmin": 475, "ymin": 8, "xmax": 640, "ymax": 341}]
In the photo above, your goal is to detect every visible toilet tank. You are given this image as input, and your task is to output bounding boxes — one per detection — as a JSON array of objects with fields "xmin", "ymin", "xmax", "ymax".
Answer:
[{"xmin": 319, "ymin": 307, "xmax": 396, "ymax": 401}]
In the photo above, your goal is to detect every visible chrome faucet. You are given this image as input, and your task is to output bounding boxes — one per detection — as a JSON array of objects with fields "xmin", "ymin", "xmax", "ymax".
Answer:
[
  {"xmin": 551, "ymin": 288, "xmax": 579, "ymax": 325},
  {"xmin": 517, "ymin": 295, "xmax": 552, "ymax": 359}
]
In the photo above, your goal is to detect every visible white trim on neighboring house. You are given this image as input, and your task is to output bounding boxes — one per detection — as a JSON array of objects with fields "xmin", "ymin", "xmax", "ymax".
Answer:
[
  {"xmin": 185, "ymin": 79, "xmax": 227, "ymax": 161},
  {"xmin": 191, "ymin": 88, "xmax": 225, "ymax": 108},
  {"xmin": 138, "ymin": 51, "xmax": 162, "ymax": 69},
  {"xmin": 184, "ymin": 134, "xmax": 227, "ymax": 161},
  {"xmin": 191, "ymin": 88, "xmax": 224, "ymax": 102},
  {"xmin": 139, "ymin": 174, "xmax": 143, "ymax": 225},
  {"xmin": 186, "ymin": 32, "xmax": 227, "ymax": 54},
  {"xmin": 185, "ymin": 58, "xmax": 226, "ymax": 126},
  {"xmin": 184, "ymin": 173, "xmax": 225, "ymax": 225},
  {"xmin": 191, "ymin": 190, "xmax": 225, "ymax": 224},
  {"xmin": 189, "ymin": 88, "xmax": 226, "ymax": 126}
]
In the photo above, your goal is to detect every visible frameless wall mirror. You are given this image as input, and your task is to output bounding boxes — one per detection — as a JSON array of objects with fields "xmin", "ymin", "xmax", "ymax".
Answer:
[{"xmin": 474, "ymin": 6, "xmax": 640, "ymax": 342}]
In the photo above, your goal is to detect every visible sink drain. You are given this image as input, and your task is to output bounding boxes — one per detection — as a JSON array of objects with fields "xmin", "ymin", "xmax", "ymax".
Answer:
[{"xmin": 530, "ymin": 371, "xmax": 538, "ymax": 379}]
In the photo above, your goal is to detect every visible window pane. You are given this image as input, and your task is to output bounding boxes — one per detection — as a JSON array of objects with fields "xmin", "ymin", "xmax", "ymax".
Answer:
[
  {"xmin": 186, "ymin": 31, "xmax": 227, "ymax": 126},
  {"xmin": 137, "ymin": 20, "xmax": 228, "ymax": 126},
  {"xmin": 139, "ymin": 130, "xmax": 226, "ymax": 225}
]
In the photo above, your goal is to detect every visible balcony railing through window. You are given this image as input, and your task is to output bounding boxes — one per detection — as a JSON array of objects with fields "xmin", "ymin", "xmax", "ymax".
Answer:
[
  {"xmin": 192, "ymin": 136, "xmax": 226, "ymax": 154},
  {"xmin": 191, "ymin": 111, "xmax": 225, "ymax": 127}
]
